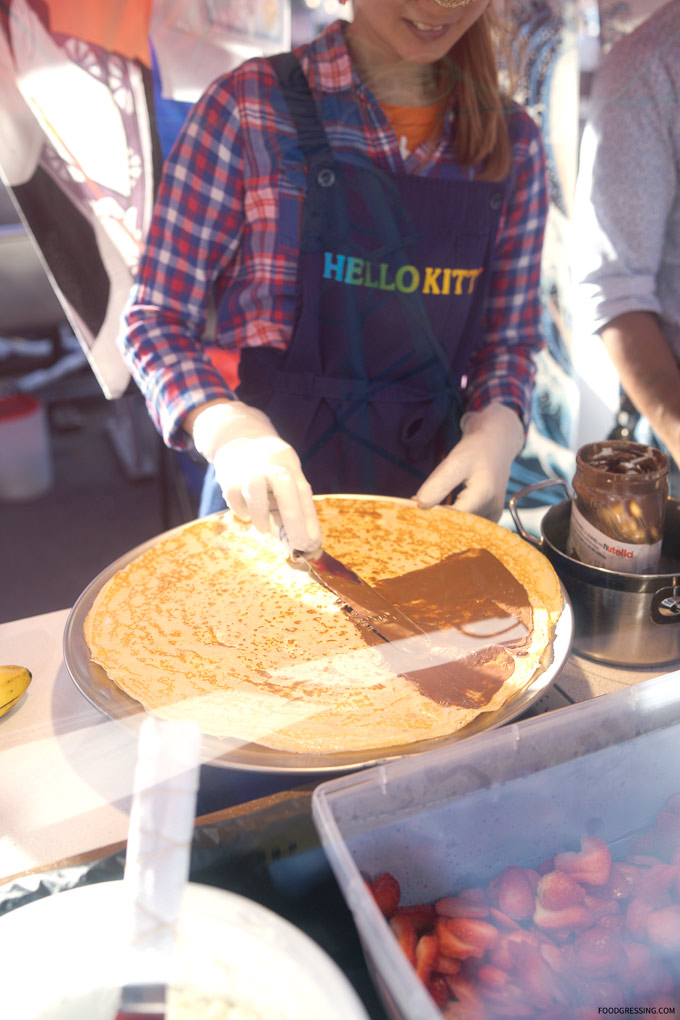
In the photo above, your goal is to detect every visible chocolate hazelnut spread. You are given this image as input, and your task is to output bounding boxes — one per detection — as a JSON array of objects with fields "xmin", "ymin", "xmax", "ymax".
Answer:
[
  {"xmin": 567, "ymin": 440, "xmax": 669, "ymax": 574},
  {"xmin": 357, "ymin": 548, "xmax": 533, "ymax": 709}
]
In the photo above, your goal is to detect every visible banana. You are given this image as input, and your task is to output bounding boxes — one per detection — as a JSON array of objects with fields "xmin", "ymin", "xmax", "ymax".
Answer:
[{"xmin": 0, "ymin": 665, "xmax": 32, "ymax": 718}]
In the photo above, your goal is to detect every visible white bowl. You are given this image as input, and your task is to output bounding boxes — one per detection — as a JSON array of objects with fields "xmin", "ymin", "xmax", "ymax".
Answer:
[{"xmin": 0, "ymin": 880, "xmax": 369, "ymax": 1020}]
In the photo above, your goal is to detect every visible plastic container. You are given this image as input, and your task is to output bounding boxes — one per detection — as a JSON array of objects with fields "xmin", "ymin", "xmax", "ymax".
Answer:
[
  {"xmin": 567, "ymin": 440, "xmax": 669, "ymax": 574},
  {"xmin": 0, "ymin": 393, "xmax": 53, "ymax": 500},
  {"xmin": 312, "ymin": 670, "xmax": 680, "ymax": 1020}
]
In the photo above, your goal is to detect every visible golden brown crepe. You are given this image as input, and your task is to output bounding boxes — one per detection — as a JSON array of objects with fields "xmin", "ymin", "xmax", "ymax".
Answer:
[{"xmin": 83, "ymin": 496, "xmax": 563, "ymax": 754}]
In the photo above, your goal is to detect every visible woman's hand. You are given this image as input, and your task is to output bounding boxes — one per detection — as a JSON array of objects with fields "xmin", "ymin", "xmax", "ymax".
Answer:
[
  {"xmin": 415, "ymin": 403, "xmax": 525, "ymax": 521},
  {"xmin": 191, "ymin": 401, "xmax": 321, "ymax": 553}
]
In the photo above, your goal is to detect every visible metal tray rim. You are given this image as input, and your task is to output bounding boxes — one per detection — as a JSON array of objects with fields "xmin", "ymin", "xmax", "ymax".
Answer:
[{"xmin": 63, "ymin": 499, "xmax": 574, "ymax": 774}]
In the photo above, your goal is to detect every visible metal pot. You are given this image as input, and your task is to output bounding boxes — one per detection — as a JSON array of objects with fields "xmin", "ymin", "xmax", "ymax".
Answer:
[{"xmin": 509, "ymin": 479, "xmax": 680, "ymax": 667}]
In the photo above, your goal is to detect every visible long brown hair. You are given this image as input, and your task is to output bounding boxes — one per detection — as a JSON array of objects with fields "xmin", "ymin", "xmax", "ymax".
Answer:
[{"xmin": 446, "ymin": 3, "xmax": 518, "ymax": 181}]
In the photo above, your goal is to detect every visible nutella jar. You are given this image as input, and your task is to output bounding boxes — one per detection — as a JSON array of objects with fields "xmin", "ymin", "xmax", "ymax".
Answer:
[{"xmin": 567, "ymin": 440, "xmax": 669, "ymax": 574}]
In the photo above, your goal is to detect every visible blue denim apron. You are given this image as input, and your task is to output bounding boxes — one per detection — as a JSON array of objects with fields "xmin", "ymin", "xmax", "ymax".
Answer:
[{"xmin": 199, "ymin": 52, "xmax": 505, "ymax": 514}]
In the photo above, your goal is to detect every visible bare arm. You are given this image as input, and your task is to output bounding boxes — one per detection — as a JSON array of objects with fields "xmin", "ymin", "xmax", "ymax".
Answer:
[{"xmin": 600, "ymin": 311, "xmax": 680, "ymax": 468}]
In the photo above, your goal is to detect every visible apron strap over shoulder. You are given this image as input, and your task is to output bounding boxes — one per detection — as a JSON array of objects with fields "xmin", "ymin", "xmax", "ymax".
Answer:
[{"xmin": 269, "ymin": 52, "xmax": 335, "ymax": 173}]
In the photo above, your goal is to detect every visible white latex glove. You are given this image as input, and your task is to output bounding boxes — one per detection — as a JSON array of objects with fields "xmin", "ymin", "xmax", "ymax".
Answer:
[
  {"xmin": 192, "ymin": 401, "xmax": 322, "ymax": 553},
  {"xmin": 415, "ymin": 402, "xmax": 525, "ymax": 521}
]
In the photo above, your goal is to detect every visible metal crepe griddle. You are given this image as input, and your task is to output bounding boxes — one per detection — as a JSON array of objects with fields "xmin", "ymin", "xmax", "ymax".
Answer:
[{"xmin": 63, "ymin": 497, "xmax": 574, "ymax": 774}]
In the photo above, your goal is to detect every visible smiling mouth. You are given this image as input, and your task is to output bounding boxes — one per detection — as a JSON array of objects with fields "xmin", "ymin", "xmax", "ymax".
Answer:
[{"xmin": 407, "ymin": 19, "xmax": 449, "ymax": 33}]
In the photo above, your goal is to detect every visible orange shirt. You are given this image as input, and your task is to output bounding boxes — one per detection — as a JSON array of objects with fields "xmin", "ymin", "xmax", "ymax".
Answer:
[{"xmin": 380, "ymin": 98, "xmax": 448, "ymax": 155}]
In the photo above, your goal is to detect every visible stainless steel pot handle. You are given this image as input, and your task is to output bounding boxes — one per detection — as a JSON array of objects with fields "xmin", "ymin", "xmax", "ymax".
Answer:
[
  {"xmin": 651, "ymin": 586, "xmax": 680, "ymax": 625},
  {"xmin": 508, "ymin": 478, "xmax": 574, "ymax": 545}
]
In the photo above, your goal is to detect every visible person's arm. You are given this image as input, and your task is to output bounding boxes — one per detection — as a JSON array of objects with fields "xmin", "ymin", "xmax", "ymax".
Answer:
[
  {"xmin": 120, "ymin": 75, "xmax": 247, "ymax": 450},
  {"xmin": 416, "ymin": 110, "xmax": 549, "ymax": 520},
  {"xmin": 122, "ymin": 70, "xmax": 320, "ymax": 549},
  {"xmin": 601, "ymin": 311, "xmax": 680, "ymax": 467}
]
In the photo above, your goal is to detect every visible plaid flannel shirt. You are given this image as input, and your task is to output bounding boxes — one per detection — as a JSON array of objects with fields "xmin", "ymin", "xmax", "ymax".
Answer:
[{"xmin": 121, "ymin": 19, "xmax": 549, "ymax": 450}]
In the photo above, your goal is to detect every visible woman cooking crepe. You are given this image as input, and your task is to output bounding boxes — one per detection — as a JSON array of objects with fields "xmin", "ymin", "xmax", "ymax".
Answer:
[{"xmin": 121, "ymin": 0, "xmax": 549, "ymax": 553}]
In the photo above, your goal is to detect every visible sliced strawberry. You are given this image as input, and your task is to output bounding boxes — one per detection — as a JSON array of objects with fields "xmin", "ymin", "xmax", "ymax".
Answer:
[
  {"xmin": 583, "ymin": 891, "xmax": 621, "ymax": 923},
  {"xmin": 636, "ymin": 862, "xmax": 678, "ymax": 906},
  {"xmin": 436, "ymin": 887, "xmax": 490, "ymax": 919},
  {"xmin": 490, "ymin": 930, "xmax": 539, "ymax": 972},
  {"xmin": 625, "ymin": 893, "xmax": 656, "ymax": 937},
  {"xmin": 495, "ymin": 866, "xmax": 537, "ymax": 922},
  {"xmin": 478, "ymin": 964, "xmax": 512, "ymax": 990},
  {"xmin": 489, "ymin": 907, "xmax": 523, "ymax": 931},
  {"xmin": 573, "ymin": 923, "xmax": 624, "ymax": 978},
  {"xmin": 510, "ymin": 942, "xmax": 568, "ymax": 1010},
  {"xmin": 444, "ymin": 972, "xmax": 488, "ymax": 1013},
  {"xmin": 369, "ymin": 872, "xmax": 400, "ymax": 917},
  {"xmin": 538, "ymin": 941, "xmax": 567, "ymax": 975},
  {"xmin": 533, "ymin": 900, "xmax": 593, "ymax": 933},
  {"xmin": 553, "ymin": 836, "xmax": 611, "ymax": 886},
  {"xmin": 435, "ymin": 916, "xmax": 500, "ymax": 960},
  {"xmin": 434, "ymin": 953, "xmax": 461, "ymax": 975},
  {"xmin": 393, "ymin": 902, "xmax": 437, "ymax": 933},
  {"xmin": 427, "ymin": 973, "xmax": 450, "ymax": 1011},
  {"xmin": 593, "ymin": 861, "xmax": 641, "ymax": 902},
  {"xmin": 645, "ymin": 904, "xmax": 680, "ymax": 951},
  {"xmin": 537, "ymin": 871, "xmax": 586, "ymax": 911},
  {"xmin": 478, "ymin": 979, "xmax": 538, "ymax": 1018},
  {"xmin": 415, "ymin": 933, "xmax": 439, "ymax": 984},
  {"xmin": 389, "ymin": 913, "xmax": 417, "ymax": 965}
]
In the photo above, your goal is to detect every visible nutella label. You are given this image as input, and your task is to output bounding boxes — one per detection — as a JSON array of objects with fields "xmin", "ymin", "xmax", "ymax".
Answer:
[{"xmin": 567, "ymin": 503, "xmax": 661, "ymax": 573}]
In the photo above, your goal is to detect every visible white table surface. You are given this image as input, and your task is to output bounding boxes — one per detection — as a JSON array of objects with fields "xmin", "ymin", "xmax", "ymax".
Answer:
[{"xmin": 0, "ymin": 607, "xmax": 667, "ymax": 885}]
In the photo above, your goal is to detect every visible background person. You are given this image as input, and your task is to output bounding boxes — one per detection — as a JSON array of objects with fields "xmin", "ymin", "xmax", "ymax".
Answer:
[
  {"xmin": 121, "ymin": 0, "xmax": 549, "ymax": 551},
  {"xmin": 573, "ymin": 0, "xmax": 680, "ymax": 490}
]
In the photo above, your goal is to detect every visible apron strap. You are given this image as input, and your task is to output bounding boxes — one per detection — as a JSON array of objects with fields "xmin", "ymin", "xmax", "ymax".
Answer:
[{"xmin": 269, "ymin": 52, "xmax": 335, "ymax": 174}]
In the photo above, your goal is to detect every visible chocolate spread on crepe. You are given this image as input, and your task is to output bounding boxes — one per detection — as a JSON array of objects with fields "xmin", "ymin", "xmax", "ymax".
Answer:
[{"xmin": 359, "ymin": 549, "xmax": 533, "ymax": 709}]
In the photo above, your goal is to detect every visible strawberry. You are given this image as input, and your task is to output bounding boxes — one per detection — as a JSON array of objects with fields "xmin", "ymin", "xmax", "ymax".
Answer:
[
  {"xmin": 495, "ymin": 867, "xmax": 537, "ymax": 922},
  {"xmin": 427, "ymin": 974, "xmax": 450, "ymax": 1011},
  {"xmin": 369, "ymin": 872, "xmax": 400, "ymax": 917},
  {"xmin": 537, "ymin": 871, "xmax": 586, "ymax": 911},
  {"xmin": 636, "ymin": 862, "xmax": 678, "ymax": 905},
  {"xmin": 435, "ymin": 953, "xmax": 462, "ymax": 975},
  {"xmin": 553, "ymin": 836, "xmax": 611, "ymax": 886},
  {"xmin": 573, "ymin": 923, "xmax": 624, "ymax": 978},
  {"xmin": 389, "ymin": 913, "xmax": 417, "ymax": 964},
  {"xmin": 593, "ymin": 862, "xmax": 641, "ymax": 902},
  {"xmin": 444, "ymin": 973, "xmax": 488, "ymax": 1013},
  {"xmin": 625, "ymin": 894, "xmax": 656, "ymax": 937},
  {"xmin": 490, "ymin": 930, "xmax": 539, "ymax": 972},
  {"xmin": 511, "ymin": 942, "xmax": 568, "ymax": 1010},
  {"xmin": 436, "ymin": 888, "xmax": 490, "ymax": 918},
  {"xmin": 436, "ymin": 917, "xmax": 500, "ymax": 959},
  {"xmin": 489, "ymin": 907, "xmax": 523, "ymax": 931},
  {"xmin": 393, "ymin": 902, "xmax": 437, "ymax": 933},
  {"xmin": 533, "ymin": 900, "xmax": 593, "ymax": 933},
  {"xmin": 478, "ymin": 964, "xmax": 512, "ymax": 990},
  {"xmin": 415, "ymin": 933, "xmax": 439, "ymax": 984},
  {"xmin": 538, "ymin": 942, "xmax": 568, "ymax": 975},
  {"xmin": 645, "ymin": 904, "xmax": 680, "ymax": 951}
]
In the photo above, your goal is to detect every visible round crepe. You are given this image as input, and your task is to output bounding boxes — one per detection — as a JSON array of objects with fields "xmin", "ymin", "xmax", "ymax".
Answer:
[{"xmin": 84, "ymin": 497, "xmax": 563, "ymax": 754}]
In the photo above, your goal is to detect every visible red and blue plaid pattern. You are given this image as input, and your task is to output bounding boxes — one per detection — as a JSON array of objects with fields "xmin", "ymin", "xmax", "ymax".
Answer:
[{"xmin": 121, "ymin": 20, "xmax": 548, "ymax": 450}]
